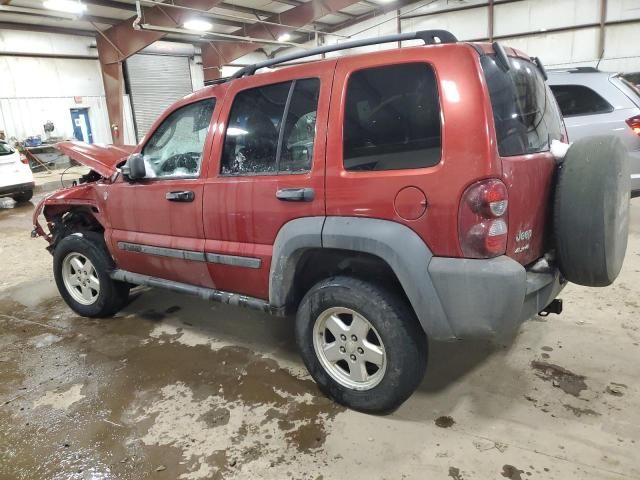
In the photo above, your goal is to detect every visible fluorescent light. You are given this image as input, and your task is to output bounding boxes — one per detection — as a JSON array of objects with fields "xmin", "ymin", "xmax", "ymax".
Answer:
[
  {"xmin": 184, "ymin": 19, "xmax": 212, "ymax": 32},
  {"xmin": 43, "ymin": 0, "xmax": 86, "ymax": 14},
  {"xmin": 278, "ymin": 33, "xmax": 292, "ymax": 42}
]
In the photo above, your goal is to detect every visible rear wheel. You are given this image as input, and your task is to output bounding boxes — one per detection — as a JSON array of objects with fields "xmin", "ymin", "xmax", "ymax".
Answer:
[
  {"xmin": 295, "ymin": 276, "xmax": 427, "ymax": 412},
  {"xmin": 53, "ymin": 232, "xmax": 129, "ymax": 317},
  {"xmin": 12, "ymin": 189, "xmax": 33, "ymax": 203}
]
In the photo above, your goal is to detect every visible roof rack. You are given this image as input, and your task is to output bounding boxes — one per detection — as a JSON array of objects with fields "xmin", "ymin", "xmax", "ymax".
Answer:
[{"xmin": 230, "ymin": 29, "xmax": 458, "ymax": 80}]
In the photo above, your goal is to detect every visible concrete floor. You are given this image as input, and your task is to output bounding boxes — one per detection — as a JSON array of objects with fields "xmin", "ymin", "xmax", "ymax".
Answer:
[{"xmin": 1, "ymin": 193, "xmax": 639, "ymax": 480}]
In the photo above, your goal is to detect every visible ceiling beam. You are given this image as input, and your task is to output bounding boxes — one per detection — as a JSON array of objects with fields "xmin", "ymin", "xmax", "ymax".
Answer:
[
  {"xmin": 201, "ymin": 0, "xmax": 364, "ymax": 80},
  {"xmin": 82, "ymin": 0, "xmax": 136, "ymax": 11},
  {"xmin": 324, "ymin": 0, "xmax": 423, "ymax": 34},
  {"xmin": 96, "ymin": 1, "xmax": 232, "ymax": 64},
  {"xmin": 210, "ymin": 2, "xmax": 336, "ymax": 29},
  {"xmin": 0, "ymin": 4, "xmax": 121, "ymax": 25},
  {"xmin": 0, "ymin": 20, "xmax": 96, "ymax": 36},
  {"xmin": 96, "ymin": 0, "xmax": 230, "ymax": 145}
]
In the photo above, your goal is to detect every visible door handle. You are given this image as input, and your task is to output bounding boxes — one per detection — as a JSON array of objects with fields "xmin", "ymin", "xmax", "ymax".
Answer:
[
  {"xmin": 166, "ymin": 190, "xmax": 194, "ymax": 202},
  {"xmin": 275, "ymin": 188, "xmax": 315, "ymax": 202}
]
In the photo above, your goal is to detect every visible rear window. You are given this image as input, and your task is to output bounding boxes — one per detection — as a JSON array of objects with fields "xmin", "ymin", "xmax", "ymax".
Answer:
[
  {"xmin": 0, "ymin": 142, "xmax": 13, "ymax": 156},
  {"xmin": 481, "ymin": 55, "xmax": 563, "ymax": 157},
  {"xmin": 549, "ymin": 84, "xmax": 613, "ymax": 117},
  {"xmin": 343, "ymin": 63, "xmax": 441, "ymax": 171}
]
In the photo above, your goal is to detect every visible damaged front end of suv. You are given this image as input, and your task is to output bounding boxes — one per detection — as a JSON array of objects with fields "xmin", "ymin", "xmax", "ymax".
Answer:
[{"xmin": 31, "ymin": 141, "xmax": 134, "ymax": 252}]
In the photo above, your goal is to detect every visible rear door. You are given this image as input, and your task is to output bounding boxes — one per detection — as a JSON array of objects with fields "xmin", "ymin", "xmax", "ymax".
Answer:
[
  {"xmin": 481, "ymin": 53, "xmax": 565, "ymax": 265},
  {"xmin": 202, "ymin": 62, "xmax": 335, "ymax": 300}
]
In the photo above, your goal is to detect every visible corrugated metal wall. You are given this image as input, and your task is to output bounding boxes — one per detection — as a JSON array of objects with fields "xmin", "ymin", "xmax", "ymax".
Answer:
[{"xmin": 126, "ymin": 54, "xmax": 193, "ymax": 142}]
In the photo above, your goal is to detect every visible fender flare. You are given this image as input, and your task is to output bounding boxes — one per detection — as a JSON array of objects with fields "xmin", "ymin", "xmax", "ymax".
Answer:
[
  {"xmin": 270, "ymin": 216, "xmax": 454, "ymax": 339},
  {"xmin": 269, "ymin": 216, "xmax": 325, "ymax": 308}
]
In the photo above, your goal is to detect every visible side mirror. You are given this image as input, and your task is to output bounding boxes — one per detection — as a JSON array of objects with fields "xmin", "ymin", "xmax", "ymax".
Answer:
[{"xmin": 122, "ymin": 153, "xmax": 146, "ymax": 181}]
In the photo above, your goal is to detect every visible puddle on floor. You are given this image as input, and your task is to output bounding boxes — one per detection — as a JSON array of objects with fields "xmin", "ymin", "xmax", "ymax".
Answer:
[{"xmin": 0, "ymin": 294, "xmax": 344, "ymax": 480}]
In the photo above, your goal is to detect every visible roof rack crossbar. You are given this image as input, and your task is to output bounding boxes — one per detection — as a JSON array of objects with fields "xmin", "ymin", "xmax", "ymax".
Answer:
[{"xmin": 230, "ymin": 29, "xmax": 457, "ymax": 80}]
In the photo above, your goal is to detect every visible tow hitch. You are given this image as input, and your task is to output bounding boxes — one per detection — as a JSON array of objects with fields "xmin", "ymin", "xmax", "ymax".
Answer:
[{"xmin": 539, "ymin": 299, "xmax": 563, "ymax": 317}]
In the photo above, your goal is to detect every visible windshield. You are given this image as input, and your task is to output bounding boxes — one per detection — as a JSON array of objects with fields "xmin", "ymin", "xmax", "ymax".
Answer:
[
  {"xmin": 0, "ymin": 142, "xmax": 14, "ymax": 156},
  {"xmin": 481, "ymin": 55, "xmax": 563, "ymax": 157}
]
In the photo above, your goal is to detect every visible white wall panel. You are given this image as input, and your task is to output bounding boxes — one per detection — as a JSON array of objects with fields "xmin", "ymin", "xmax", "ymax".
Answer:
[
  {"xmin": 503, "ymin": 28, "xmax": 600, "ymax": 66},
  {"xmin": 0, "ymin": 96, "xmax": 111, "ymax": 144},
  {"xmin": 606, "ymin": 0, "xmax": 640, "ymax": 21},
  {"xmin": 403, "ymin": 7, "xmax": 489, "ymax": 41},
  {"xmin": 400, "ymin": 0, "xmax": 487, "ymax": 17},
  {"xmin": 0, "ymin": 30, "xmax": 95, "ymax": 56},
  {"xmin": 0, "ymin": 30, "xmax": 199, "ymax": 145},
  {"xmin": 494, "ymin": 0, "xmax": 600, "ymax": 37},
  {"xmin": 0, "ymin": 56, "xmax": 104, "ymax": 98}
]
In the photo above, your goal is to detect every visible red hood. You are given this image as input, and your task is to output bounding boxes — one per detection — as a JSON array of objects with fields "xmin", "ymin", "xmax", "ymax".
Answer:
[{"xmin": 56, "ymin": 141, "xmax": 135, "ymax": 177}]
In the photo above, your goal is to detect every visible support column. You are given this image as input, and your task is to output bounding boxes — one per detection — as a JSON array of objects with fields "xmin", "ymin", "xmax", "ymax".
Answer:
[
  {"xmin": 488, "ymin": 0, "xmax": 494, "ymax": 42},
  {"xmin": 201, "ymin": 43, "xmax": 223, "ymax": 83},
  {"xmin": 598, "ymin": 0, "xmax": 607, "ymax": 59},
  {"xmin": 97, "ymin": 38, "xmax": 124, "ymax": 145}
]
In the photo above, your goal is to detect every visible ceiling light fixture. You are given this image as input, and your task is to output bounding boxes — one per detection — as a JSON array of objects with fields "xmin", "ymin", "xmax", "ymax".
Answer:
[
  {"xmin": 43, "ymin": 0, "xmax": 86, "ymax": 14},
  {"xmin": 278, "ymin": 33, "xmax": 292, "ymax": 42},
  {"xmin": 184, "ymin": 19, "xmax": 213, "ymax": 32}
]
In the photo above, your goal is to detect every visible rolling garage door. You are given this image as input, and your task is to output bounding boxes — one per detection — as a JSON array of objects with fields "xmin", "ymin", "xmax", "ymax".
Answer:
[{"xmin": 126, "ymin": 54, "xmax": 193, "ymax": 142}]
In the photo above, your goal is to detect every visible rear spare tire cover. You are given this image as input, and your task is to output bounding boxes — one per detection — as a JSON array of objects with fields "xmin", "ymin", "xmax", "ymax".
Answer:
[{"xmin": 554, "ymin": 135, "xmax": 630, "ymax": 286}]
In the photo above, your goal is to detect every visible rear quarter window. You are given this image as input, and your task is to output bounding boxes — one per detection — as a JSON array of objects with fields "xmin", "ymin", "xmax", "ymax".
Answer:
[
  {"xmin": 343, "ymin": 63, "xmax": 441, "ymax": 171},
  {"xmin": 481, "ymin": 55, "xmax": 563, "ymax": 157},
  {"xmin": 549, "ymin": 84, "xmax": 614, "ymax": 117}
]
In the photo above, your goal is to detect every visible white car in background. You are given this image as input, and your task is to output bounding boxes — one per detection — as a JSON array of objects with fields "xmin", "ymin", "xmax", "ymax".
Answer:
[
  {"xmin": 547, "ymin": 68, "xmax": 640, "ymax": 197},
  {"xmin": 0, "ymin": 140, "xmax": 34, "ymax": 203}
]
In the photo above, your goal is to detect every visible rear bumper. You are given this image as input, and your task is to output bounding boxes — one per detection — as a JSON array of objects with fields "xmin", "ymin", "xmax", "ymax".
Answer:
[
  {"xmin": 0, "ymin": 181, "xmax": 35, "ymax": 197},
  {"xmin": 428, "ymin": 255, "xmax": 565, "ymax": 339}
]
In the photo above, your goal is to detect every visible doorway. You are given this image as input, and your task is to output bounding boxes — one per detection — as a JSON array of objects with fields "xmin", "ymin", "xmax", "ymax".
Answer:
[{"xmin": 70, "ymin": 108, "xmax": 93, "ymax": 144}]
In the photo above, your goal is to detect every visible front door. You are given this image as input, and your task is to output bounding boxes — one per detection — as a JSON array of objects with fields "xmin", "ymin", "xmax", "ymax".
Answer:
[
  {"xmin": 70, "ymin": 108, "xmax": 93, "ymax": 144},
  {"xmin": 105, "ymin": 96, "xmax": 218, "ymax": 287},
  {"xmin": 202, "ymin": 62, "xmax": 336, "ymax": 299}
]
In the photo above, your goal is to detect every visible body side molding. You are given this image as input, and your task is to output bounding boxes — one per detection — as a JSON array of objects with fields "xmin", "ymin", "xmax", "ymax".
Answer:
[{"xmin": 117, "ymin": 241, "xmax": 261, "ymax": 268}]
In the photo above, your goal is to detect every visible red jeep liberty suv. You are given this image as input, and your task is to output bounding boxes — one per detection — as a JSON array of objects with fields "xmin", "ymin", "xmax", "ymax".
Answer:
[{"xmin": 33, "ymin": 30, "xmax": 630, "ymax": 412}]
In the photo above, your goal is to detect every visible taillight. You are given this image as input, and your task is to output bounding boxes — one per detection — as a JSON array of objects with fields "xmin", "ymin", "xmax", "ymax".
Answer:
[
  {"xmin": 20, "ymin": 153, "xmax": 29, "ymax": 165},
  {"xmin": 626, "ymin": 115, "xmax": 640, "ymax": 136},
  {"xmin": 459, "ymin": 179, "xmax": 508, "ymax": 258}
]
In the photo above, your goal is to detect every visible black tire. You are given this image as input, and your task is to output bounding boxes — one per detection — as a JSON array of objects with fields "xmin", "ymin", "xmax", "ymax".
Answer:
[
  {"xmin": 295, "ymin": 276, "xmax": 427, "ymax": 413},
  {"xmin": 554, "ymin": 135, "xmax": 631, "ymax": 287},
  {"xmin": 12, "ymin": 189, "xmax": 33, "ymax": 203},
  {"xmin": 53, "ymin": 231, "xmax": 129, "ymax": 317}
]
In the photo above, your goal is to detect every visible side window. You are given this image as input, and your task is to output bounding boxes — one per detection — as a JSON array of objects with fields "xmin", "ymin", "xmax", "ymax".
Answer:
[
  {"xmin": 549, "ymin": 84, "xmax": 614, "ymax": 117},
  {"xmin": 343, "ymin": 63, "xmax": 441, "ymax": 171},
  {"xmin": 280, "ymin": 79, "xmax": 320, "ymax": 173},
  {"xmin": 142, "ymin": 98, "xmax": 215, "ymax": 178},
  {"xmin": 221, "ymin": 78, "xmax": 320, "ymax": 175}
]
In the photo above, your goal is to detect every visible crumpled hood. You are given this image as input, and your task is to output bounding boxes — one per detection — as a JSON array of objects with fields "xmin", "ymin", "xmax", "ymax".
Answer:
[{"xmin": 56, "ymin": 141, "xmax": 135, "ymax": 177}]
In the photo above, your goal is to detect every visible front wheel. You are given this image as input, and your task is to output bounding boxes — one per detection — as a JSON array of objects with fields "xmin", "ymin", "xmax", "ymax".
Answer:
[
  {"xmin": 295, "ymin": 276, "xmax": 427, "ymax": 412},
  {"xmin": 53, "ymin": 232, "xmax": 129, "ymax": 317}
]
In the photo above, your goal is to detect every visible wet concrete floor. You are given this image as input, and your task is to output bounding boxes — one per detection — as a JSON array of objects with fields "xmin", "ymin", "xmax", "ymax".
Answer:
[{"xmin": 1, "ymin": 193, "xmax": 639, "ymax": 479}]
